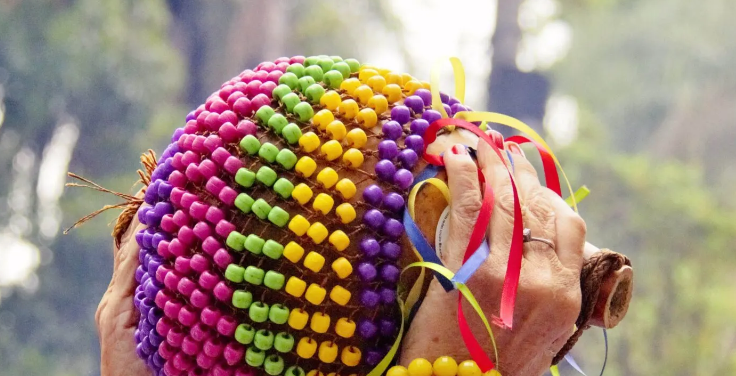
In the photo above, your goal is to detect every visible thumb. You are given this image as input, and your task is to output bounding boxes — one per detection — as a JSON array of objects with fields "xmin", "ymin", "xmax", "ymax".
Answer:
[{"xmin": 441, "ymin": 144, "xmax": 482, "ymax": 270}]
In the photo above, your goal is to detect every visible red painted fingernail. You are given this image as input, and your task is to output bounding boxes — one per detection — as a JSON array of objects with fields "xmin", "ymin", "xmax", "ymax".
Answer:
[
  {"xmin": 488, "ymin": 130, "xmax": 505, "ymax": 149},
  {"xmin": 507, "ymin": 142, "xmax": 524, "ymax": 157},
  {"xmin": 451, "ymin": 145, "xmax": 468, "ymax": 155}
]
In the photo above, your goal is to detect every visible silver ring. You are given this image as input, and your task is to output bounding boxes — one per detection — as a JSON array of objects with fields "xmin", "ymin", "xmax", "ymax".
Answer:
[{"xmin": 523, "ymin": 228, "xmax": 555, "ymax": 250}]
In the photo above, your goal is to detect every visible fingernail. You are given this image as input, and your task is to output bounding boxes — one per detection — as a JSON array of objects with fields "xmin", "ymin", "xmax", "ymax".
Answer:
[
  {"xmin": 487, "ymin": 130, "xmax": 505, "ymax": 149},
  {"xmin": 451, "ymin": 144, "xmax": 468, "ymax": 155},
  {"xmin": 507, "ymin": 142, "xmax": 525, "ymax": 157}
]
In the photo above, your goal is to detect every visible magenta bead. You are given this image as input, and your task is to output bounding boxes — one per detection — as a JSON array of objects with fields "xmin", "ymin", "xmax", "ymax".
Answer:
[
  {"xmin": 193, "ymin": 221, "xmax": 212, "ymax": 240},
  {"xmin": 189, "ymin": 202, "xmax": 209, "ymax": 221},
  {"xmin": 177, "ymin": 226, "xmax": 196, "ymax": 245},
  {"xmin": 161, "ymin": 214, "xmax": 177, "ymax": 233},
  {"xmin": 172, "ymin": 210, "xmax": 191, "ymax": 228},
  {"xmin": 226, "ymin": 90, "xmax": 244, "ymax": 108},
  {"xmin": 178, "ymin": 306, "xmax": 198, "ymax": 327},
  {"xmin": 190, "ymin": 289, "xmax": 211, "ymax": 308},
  {"xmin": 218, "ymin": 186, "xmax": 238, "ymax": 206},
  {"xmin": 202, "ymin": 237, "xmax": 222, "ymax": 255},
  {"xmin": 233, "ymin": 97, "xmax": 253, "ymax": 117},
  {"xmin": 164, "ymin": 300, "xmax": 183, "ymax": 320},
  {"xmin": 211, "ymin": 147, "xmax": 230, "ymax": 166},
  {"xmin": 250, "ymin": 94, "xmax": 271, "ymax": 111},
  {"xmin": 237, "ymin": 120, "xmax": 257, "ymax": 136},
  {"xmin": 223, "ymin": 343, "xmax": 245, "ymax": 366},
  {"xmin": 173, "ymin": 351, "xmax": 194, "ymax": 371},
  {"xmin": 198, "ymin": 271, "xmax": 220, "ymax": 290},
  {"xmin": 168, "ymin": 170, "xmax": 186, "ymax": 188},
  {"xmin": 210, "ymin": 98, "xmax": 229, "ymax": 114},
  {"xmin": 200, "ymin": 306, "xmax": 221, "ymax": 327},
  {"xmin": 164, "ymin": 270, "xmax": 182, "ymax": 290},
  {"xmin": 215, "ymin": 220, "xmax": 236, "ymax": 238},
  {"xmin": 245, "ymin": 80, "xmax": 262, "ymax": 97},
  {"xmin": 258, "ymin": 61, "xmax": 276, "ymax": 72},
  {"xmin": 219, "ymin": 110, "xmax": 237, "ymax": 126},
  {"xmin": 177, "ymin": 277, "xmax": 197, "ymax": 297},
  {"xmin": 156, "ymin": 317, "xmax": 175, "ymax": 337},
  {"xmin": 223, "ymin": 156, "xmax": 243, "ymax": 175},
  {"xmin": 167, "ymin": 239, "xmax": 186, "ymax": 257},
  {"xmin": 205, "ymin": 112, "xmax": 221, "ymax": 131},
  {"xmin": 218, "ymin": 122, "xmax": 240, "ymax": 142},
  {"xmin": 191, "ymin": 322, "xmax": 211, "ymax": 342},
  {"xmin": 290, "ymin": 56, "xmax": 306, "ymax": 64},
  {"xmin": 196, "ymin": 353, "xmax": 217, "ymax": 369},
  {"xmin": 203, "ymin": 337, "xmax": 224, "ymax": 358},
  {"xmin": 189, "ymin": 254, "xmax": 210, "ymax": 273},
  {"xmin": 191, "ymin": 136, "xmax": 207, "ymax": 153},
  {"xmin": 216, "ymin": 315, "xmax": 237, "ymax": 336},
  {"xmin": 181, "ymin": 150, "xmax": 199, "ymax": 166},
  {"xmin": 174, "ymin": 256, "xmax": 193, "ymax": 274},
  {"xmin": 205, "ymin": 206, "xmax": 225, "ymax": 225},
  {"xmin": 213, "ymin": 281, "xmax": 234, "ymax": 302},
  {"xmin": 169, "ymin": 188, "xmax": 184, "ymax": 207},
  {"xmin": 155, "ymin": 289, "xmax": 173, "ymax": 308},
  {"xmin": 184, "ymin": 163, "xmax": 203, "ymax": 183},
  {"xmin": 213, "ymin": 248, "xmax": 233, "ymax": 269},
  {"xmin": 260, "ymin": 81, "xmax": 277, "ymax": 97}
]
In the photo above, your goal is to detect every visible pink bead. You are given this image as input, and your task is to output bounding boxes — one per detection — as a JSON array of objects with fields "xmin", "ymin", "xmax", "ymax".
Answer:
[
  {"xmin": 218, "ymin": 186, "xmax": 238, "ymax": 206},
  {"xmin": 156, "ymin": 317, "xmax": 175, "ymax": 337},
  {"xmin": 233, "ymin": 81, "xmax": 247, "ymax": 93},
  {"xmin": 189, "ymin": 202, "xmax": 209, "ymax": 221},
  {"xmin": 216, "ymin": 316, "xmax": 237, "ymax": 337},
  {"xmin": 199, "ymin": 159, "xmax": 218, "ymax": 180},
  {"xmin": 172, "ymin": 351, "xmax": 193, "ymax": 371},
  {"xmin": 173, "ymin": 210, "xmax": 191, "ymax": 228},
  {"xmin": 177, "ymin": 277, "xmax": 196, "ymax": 297},
  {"xmin": 160, "ymin": 214, "xmax": 177, "ymax": 233},
  {"xmin": 219, "ymin": 110, "xmax": 237, "ymax": 126},
  {"xmin": 194, "ymin": 104, "xmax": 205, "ymax": 117},
  {"xmin": 164, "ymin": 300, "xmax": 183, "ymax": 320},
  {"xmin": 204, "ymin": 135, "xmax": 224, "ymax": 152},
  {"xmin": 210, "ymin": 98, "xmax": 229, "ymax": 114},
  {"xmin": 171, "ymin": 152, "xmax": 185, "ymax": 170},
  {"xmin": 189, "ymin": 254, "xmax": 211, "ymax": 273},
  {"xmin": 181, "ymin": 335, "xmax": 201, "ymax": 355},
  {"xmin": 264, "ymin": 71, "xmax": 282, "ymax": 84},
  {"xmin": 212, "ymin": 364, "xmax": 234, "ymax": 376},
  {"xmin": 222, "ymin": 343, "xmax": 244, "ymax": 366},
  {"xmin": 257, "ymin": 61, "xmax": 276, "ymax": 72},
  {"xmin": 157, "ymin": 240, "xmax": 172, "ymax": 258},
  {"xmin": 167, "ymin": 238, "xmax": 187, "ymax": 258},
  {"xmin": 275, "ymin": 62, "xmax": 290, "ymax": 72},
  {"xmin": 290, "ymin": 55, "xmax": 305, "ymax": 64},
  {"xmin": 190, "ymin": 288, "xmax": 211, "ymax": 308},
  {"xmin": 203, "ymin": 338, "xmax": 224, "ymax": 358},
  {"xmin": 155, "ymin": 266, "xmax": 172, "ymax": 285},
  {"xmin": 232, "ymin": 97, "xmax": 253, "ymax": 118},
  {"xmin": 222, "ymin": 157, "xmax": 242, "ymax": 175},
  {"xmin": 253, "ymin": 70, "xmax": 268, "ymax": 82},
  {"xmin": 174, "ymin": 256, "xmax": 193, "ymax": 274},
  {"xmin": 193, "ymin": 221, "xmax": 212, "ymax": 241},
  {"xmin": 163, "ymin": 360, "xmax": 182, "ymax": 376},
  {"xmin": 202, "ymin": 237, "xmax": 222, "ymax": 255},
  {"xmin": 245, "ymin": 80, "xmax": 262, "ymax": 98},
  {"xmin": 219, "ymin": 85, "xmax": 235, "ymax": 101},
  {"xmin": 190, "ymin": 322, "xmax": 211, "ymax": 342},
  {"xmin": 197, "ymin": 353, "xmax": 217, "ymax": 370},
  {"xmin": 168, "ymin": 170, "xmax": 187, "ymax": 188},
  {"xmin": 159, "ymin": 341, "xmax": 177, "ymax": 360},
  {"xmin": 205, "ymin": 112, "xmax": 222, "ymax": 131},
  {"xmin": 212, "ymin": 248, "xmax": 233, "ymax": 269},
  {"xmin": 169, "ymin": 188, "xmax": 184, "ymax": 207},
  {"xmin": 199, "ymin": 271, "xmax": 219, "ymax": 290},
  {"xmin": 164, "ymin": 270, "xmax": 182, "ymax": 290},
  {"xmin": 205, "ymin": 94, "xmax": 218, "ymax": 110},
  {"xmin": 205, "ymin": 206, "xmax": 225, "ymax": 224},
  {"xmin": 235, "ymin": 368, "xmax": 257, "ymax": 376},
  {"xmin": 192, "ymin": 136, "xmax": 207, "ymax": 153},
  {"xmin": 178, "ymin": 306, "xmax": 198, "ymax": 327},
  {"xmin": 196, "ymin": 111, "xmax": 209, "ymax": 130},
  {"xmin": 218, "ymin": 122, "xmax": 239, "ymax": 142},
  {"xmin": 239, "ymin": 69, "xmax": 255, "ymax": 82},
  {"xmin": 226, "ymin": 91, "xmax": 245, "ymax": 109},
  {"xmin": 236, "ymin": 120, "xmax": 257, "ymax": 137},
  {"xmin": 177, "ymin": 226, "xmax": 196, "ymax": 245},
  {"xmin": 274, "ymin": 56, "xmax": 290, "ymax": 64},
  {"xmin": 211, "ymin": 147, "xmax": 231, "ymax": 166},
  {"xmin": 250, "ymin": 93, "xmax": 270, "ymax": 110},
  {"xmin": 185, "ymin": 163, "xmax": 203, "ymax": 183},
  {"xmin": 200, "ymin": 306, "xmax": 221, "ymax": 327},
  {"xmin": 180, "ymin": 192, "xmax": 198, "ymax": 210},
  {"xmin": 215, "ymin": 220, "xmax": 236, "ymax": 238},
  {"xmin": 184, "ymin": 120, "xmax": 199, "ymax": 135},
  {"xmin": 213, "ymin": 281, "xmax": 233, "ymax": 302}
]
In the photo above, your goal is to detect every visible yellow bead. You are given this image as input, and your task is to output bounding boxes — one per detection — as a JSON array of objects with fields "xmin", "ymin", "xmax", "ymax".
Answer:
[
  {"xmin": 320, "ymin": 90, "xmax": 342, "ymax": 111},
  {"xmin": 356, "ymin": 108, "xmax": 377, "ymax": 129},
  {"xmin": 331, "ymin": 257, "xmax": 353, "ymax": 279},
  {"xmin": 367, "ymin": 94, "xmax": 389, "ymax": 114},
  {"xmin": 326, "ymin": 120, "xmax": 347, "ymax": 141},
  {"xmin": 312, "ymin": 109, "xmax": 335, "ymax": 130},
  {"xmin": 303, "ymin": 251, "xmax": 325, "ymax": 273},
  {"xmin": 307, "ymin": 371, "xmax": 325, "ymax": 376},
  {"xmin": 329, "ymin": 285, "xmax": 351, "ymax": 306},
  {"xmin": 307, "ymin": 222, "xmax": 329, "ymax": 244},
  {"xmin": 338, "ymin": 99, "xmax": 359, "ymax": 120},
  {"xmin": 404, "ymin": 80, "xmax": 423, "ymax": 95},
  {"xmin": 421, "ymin": 81, "xmax": 431, "ymax": 90},
  {"xmin": 401, "ymin": 73, "xmax": 415, "ymax": 85},
  {"xmin": 283, "ymin": 241, "xmax": 305, "ymax": 263},
  {"xmin": 288, "ymin": 214, "xmax": 311, "ymax": 236},
  {"xmin": 312, "ymin": 193, "xmax": 335, "ymax": 215},
  {"xmin": 334, "ymin": 317, "xmax": 356, "ymax": 338},
  {"xmin": 305, "ymin": 284, "xmax": 326, "ymax": 305},
  {"xmin": 295, "ymin": 157, "xmax": 318, "ymax": 178},
  {"xmin": 299, "ymin": 132, "xmax": 321, "ymax": 153},
  {"xmin": 318, "ymin": 341, "xmax": 339, "ymax": 363},
  {"xmin": 328, "ymin": 230, "xmax": 350, "ymax": 252},
  {"xmin": 433, "ymin": 357, "xmax": 459, "ymax": 376},
  {"xmin": 377, "ymin": 67, "xmax": 391, "ymax": 76},
  {"xmin": 296, "ymin": 337, "xmax": 317, "ymax": 359},
  {"xmin": 408, "ymin": 358, "xmax": 433, "ymax": 376},
  {"xmin": 345, "ymin": 129, "xmax": 367, "ymax": 148},
  {"xmin": 358, "ymin": 68, "xmax": 378, "ymax": 83},
  {"xmin": 384, "ymin": 72, "xmax": 403, "ymax": 85},
  {"xmin": 340, "ymin": 78, "xmax": 361, "ymax": 95},
  {"xmin": 334, "ymin": 203, "xmax": 356, "ymax": 224},
  {"xmin": 342, "ymin": 148, "xmax": 364, "ymax": 168},
  {"xmin": 291, "ymin": 184, "xmax": 314, "ymax": 205},
  {"xmin": 288, "ymin": 308, "xmax": 309, "ymax": 329},
  {"xmin": 335, "ymin": 179, "xmax": 356, "ymax": 200},
  {"xmin": 387, "ymin": 366, "xmax": 409, "ymax": 376},
  {"xmin": 321, "ymin": 140, "xmax": 343, "ymax": 161},
  {"xmin": 285, "ymin": 277, "xmax": 308, "ymax": 301},
  {"xmin": 340, "ymin": 346, "xmax": 361, "ymax": 367},
  {"xmin": 457, "ymin": 360, "xmax": 482, "ymax": 376},
  {"xmin": 367, "ymin": 75, "xmax": 386, "ymax": 93},
  {"xmin": 316, "ymin": 167, "xmax": 339, "ymax": 189},
  {"xmin": 310, "ymin": 312, "xmax": 331, "ymax": 334},
  {"xmin": 353, "ymin": 85, "xmax": 373, "ymax": 105},
  {"xmin": 483, "ymin": 370, "xmax": 502, "ymax": 376},
  {"xmin": 360, "ymin": 64, "xmax": 378, "ymax": 71},
  {"xmin": 382, "ymin": 84, "xmax": 403, "ymax": 103},
  {"xmin": 326, "ymin": 373, "xmax": 339, "ymax": 376}
]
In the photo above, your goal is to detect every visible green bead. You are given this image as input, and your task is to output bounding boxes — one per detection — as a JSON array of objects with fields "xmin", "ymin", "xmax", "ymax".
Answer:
[
  {"xmin": 254, "ymin": 329, "xmax": 275, "ymax": 351},
  {"xmin": 235, "ymin": 167, "xmax": 257, "ymax": 188},
  {"xmin": 249, "ymin": 301, "xmax": 269, "ymax": 323},
  {"xmin": 256, "ymin": 166, "xmax": 278, "ymax": 187},
  {"xmin": 244, "ymin": 266, "xmax": 265, "ymax": 285},
  {"xmin": 268, "ymin": 304, "xmax": 289, "ymax": 325},
  {"xmin": 278, "ymin": 72, "xmax": 299, "ymax": 90},
  {"xmin": 226, "ymin": 231, "xmax": 246, "ymax": 251},
  {"xmin": 323, "ymin": 70, "xmax": 344, "ymax": 89},
  {"xmin": 256, "ymin": 105, "xmax": 276, "ymax": 124},
  {"xmin": 330, "ymin": 55, "xmax": 343, "ymax": 63},
  {"xmin": 275, "ymin": 149, "xmax": 297, "ymax": 170},
  {"xmin": 264, "ymin": 271, "xmax": 286, "ymax": 291},
  {"xmin": 264, "ymin": 355, "xmax": 285, "ymax": 376},
  {"xmin": 273, "ymin": 332, "xmax": 295, "ymax": 353},
  {"xmin": 304, "ymin": 84, "xmax": 325, "ymax": 104},
  {"xmin": 258, "ymin": 142, "xmax": 279, "ymax": 163},
  {"xmin": 344, "ymin": 58, "xmax": 360, "ymax": 73},
  {"xmin": 293, "ymin": 102, "xmax": 314, "ymax": 122},
  {"xmin": 262, "ymin": 239, "xmax": 285, "ymax": 260},
  {"xmin": 272, "ymin": 84, "xmax": 292, "ymax": 100},
  {"xmin": 232, "ymin": 290, "xmax": 253, "ymax": 309},
  {"xmin": 235, "ymin": 324, "xmax": 255, "ymax": 344},
  {"xmin": 244, "ymin": 234, "xmax": 265, "ymax": 254},
  {"xmin": 281, "ymin": 123, "xmax": 302, "ymax": 144},
  {"xmin": 297, "ymin": 76, "xmax": 317, "ymax": 92},
  {"xmin": 304, "ymin": 56, "xmax": 319, "ymax": 66},
  {"xmin": 331, "ymin": 62, "xmax": 351, "ymax": 79},
  {"xmin": 224, "ymin": 264, "xmax": 245, "ymax": 283},
  {"xmin": 286, "ymin": 63, "xmax": 305, "ymax": 77},
  {"xmin": 304, "ymin": 65, "xmax": 324, "ymax": 82},
  {"xmin": 285, "ymin": 366, "xmax": 305, "ymax": 376},
  {"xmin": 245, "ymin": 346, "xmax": 266, "ymax": 367},
  {"xmin": 234, "ymin": 193, "xmax": 255, "ymax": 213},
  {"xmin": 281, "ymin": 93, "xmax": 300, "ymax": 113},
  {"xmin": 239, "ymin": 135, "xmax": 261, "ymax": 155},
  {"xmin": 251, "ymin": 198, "xmax": 272, "ymax": 219},
  {"xmin": 272, "ymin": 178, "xmax": 294, "ymax": 199},
  {"xmin": 268, "ymin": 206, "xmax": 289, "ymax": 227},
  {"xmin": 268, "ymin": 113, "xmax": 289, "ymax": 134},
  {"xmin": 317, "ymin": 58, "xmax": 334, "ymax": 72}
]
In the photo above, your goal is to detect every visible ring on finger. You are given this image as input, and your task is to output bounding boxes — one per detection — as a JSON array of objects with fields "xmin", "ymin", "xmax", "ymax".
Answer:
[{"xmin": 523, "ymin": 228, "xmax": 555, "ymax": 250}]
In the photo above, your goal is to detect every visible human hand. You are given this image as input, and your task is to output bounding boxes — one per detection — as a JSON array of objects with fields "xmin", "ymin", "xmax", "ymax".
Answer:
[{"xmin": 400, "ymin": 132, "xmax": 586, "ymax": 376}]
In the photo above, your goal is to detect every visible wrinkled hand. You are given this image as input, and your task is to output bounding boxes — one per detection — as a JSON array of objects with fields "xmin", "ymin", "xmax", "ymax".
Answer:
[
  {"xmin": 400, "ymin": 133, "xmax": 586, "ymax": 376},
  {"xmin": 96, "ymin": 210, "xmax": 150, "ymax": 376}
]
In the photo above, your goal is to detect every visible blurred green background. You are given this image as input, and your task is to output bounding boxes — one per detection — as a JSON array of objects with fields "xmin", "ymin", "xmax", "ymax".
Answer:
[{"xmin": 1, "ymin": 0, "xmax": 735, "ymax": 375}]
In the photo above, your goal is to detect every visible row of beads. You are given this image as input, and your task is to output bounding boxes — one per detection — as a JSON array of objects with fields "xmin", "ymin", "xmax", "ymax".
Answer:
[{"xmin": 388, "ymin": 357, "xmax": 502, "ymax": 376}]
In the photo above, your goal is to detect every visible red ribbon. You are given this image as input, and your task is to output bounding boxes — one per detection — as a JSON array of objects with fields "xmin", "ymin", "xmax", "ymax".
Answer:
[{"xmin": 506, "ymin": 135, "xmax": 561, "ymax": 196}]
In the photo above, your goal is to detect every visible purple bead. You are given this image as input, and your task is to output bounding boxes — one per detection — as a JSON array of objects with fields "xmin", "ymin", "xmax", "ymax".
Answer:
[
  {"xmin": 151, "ymin": 232, "xmax": 168, "ymax": 250},
  {"xmin": 379, "ymin": 287, "xmax": 396, "ymax": 305},
  {"xmin": 365, "ymin": 349, "xmax": 383, "ymax": 366},
  {"xmin": 157, "ymin": 182, "xmax": 173, "ymax": 200},
  {"xmin": 382, "ymin": 121, "xmax": 403, "ymax": 140},
  {"xmin": 136, "ymin": 343, "xmax": 147, "ymax": 359},
  {"xmin": 148, "ymin": 257, "xmax": 163, "ymax": 277},
  {"xmin": 359, "ymin": 238, "xmax": 381, "ymax": 258},
  {"xmin": 140, "ymin": 336, "xmax": 156, "ymax": 355},
  {"xmin": 391, "ymin": 105, "xmax": 411, "ymax": 125},
  {"xmin": 135, "ymin": 265, "xmax": 146, "ymax": 283},
  {"xmin": 383, "ymin": 192, "xmax": 405, "ymax": 212},
  {"xmin": 443, "ymin": 103, "xmax": 453, "ymax": 117},
  {"xmin": 404, "ymin": 135, "xmax": 424, "ymax": 153},
  {"xmin": 448, "ymin": 97, "xmax": 461, "ymax": 106},
  {"xmin": 362, "ymin": 185, "xmax": 384, "ymax": 207},
  {"xmin": 357, "ymin": 262, "xmax": 378, "ymax": 282},
  {"xmin": 148, "ymin": 308, "xmax": 163, "ymax": 327},
  {"xmin": 381, "ymin": 241, "xmax": 401, "ymax": 260},
  {"xmin": 414, "ymin": 89, "xmax": 432, "ymax": 106},
  {"xmin": 375, "ymin": 160, "xmax": 397, "ymax": 182},
  {"xmin": 361, "ymin": 290, "xmax": 381, "ymax": 309},
  {"xmin": 145, "ymin": 279, "xmax": 160, "ymax": 299},
  {"xmin": 144, "ymin": 181, "xmax": 160, "ymax": 204},
  {"xmin": 410, "ymin": 119, "xmax": 429, "ymax": 136},
  {"xmin": 398, "ymin": 149, "xmax": 419, "ymax": 169},
  {"xmin": 186, "ymin": 111, "xmax": 196, "ymax": 122},
  {"xmin": 422, "ymin": 109, "xmax": 443, "ymax": 125},
  {"xmin": 134, "ymin": 292, "xmax": 145, "ymax": 309},
  {"xmin": 358, "ymin": 319, "xmax": 378, "ymax": 339},
  {"xmin": 451, "ymin": 103, "xmax": 468, "ymax": 114},
  {"xmin": 142, "ymin": 229, "xmax": 155, "ymax": 249},
  {"xmin": 393, "ymin": 169, "xmax": 414, "ymax": 190},
  {"xmin": 138, "ymin": 206, "xmax": 152, "ymax": 225},
  {"xmin": 378, "ymin": 140, "xmax": 399, "ymax": 160},
  {"xmin": 363, "ymin": 209, "xmax": 386, "ymax": 231},
  {"xmin": 172, "ymin": 128, "xmax": 185, "ymax": 143},
  {"xmin": 135, "ymin": 230, "xmax": 145, "ymax": 248},
  {"xmin": 152, "ymin": 352, "xmax": 165, "ymax": 368},
  {"xmin": 379, "ymin": 318, "xmax": 397, "ymax": 337},
  {"xmin": 439, "ymin": 92, "xmax": 450, "ymax": 104},
  {"xmin": 380, "ymin": 264, "xmax": 400, "ymax": 284},
  {"xmin": 382, "ymin": 219, "xmax": 404, "ymax": 240},
  {"xmin": 404, "ymin": 95, "xmax": 424, "ymax": 114}
]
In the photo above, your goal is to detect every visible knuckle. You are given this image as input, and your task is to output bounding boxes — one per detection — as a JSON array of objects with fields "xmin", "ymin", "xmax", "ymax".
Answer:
[{"xmin": 565, "ymin": 212, "xmax": 587, "ymax": 237}]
